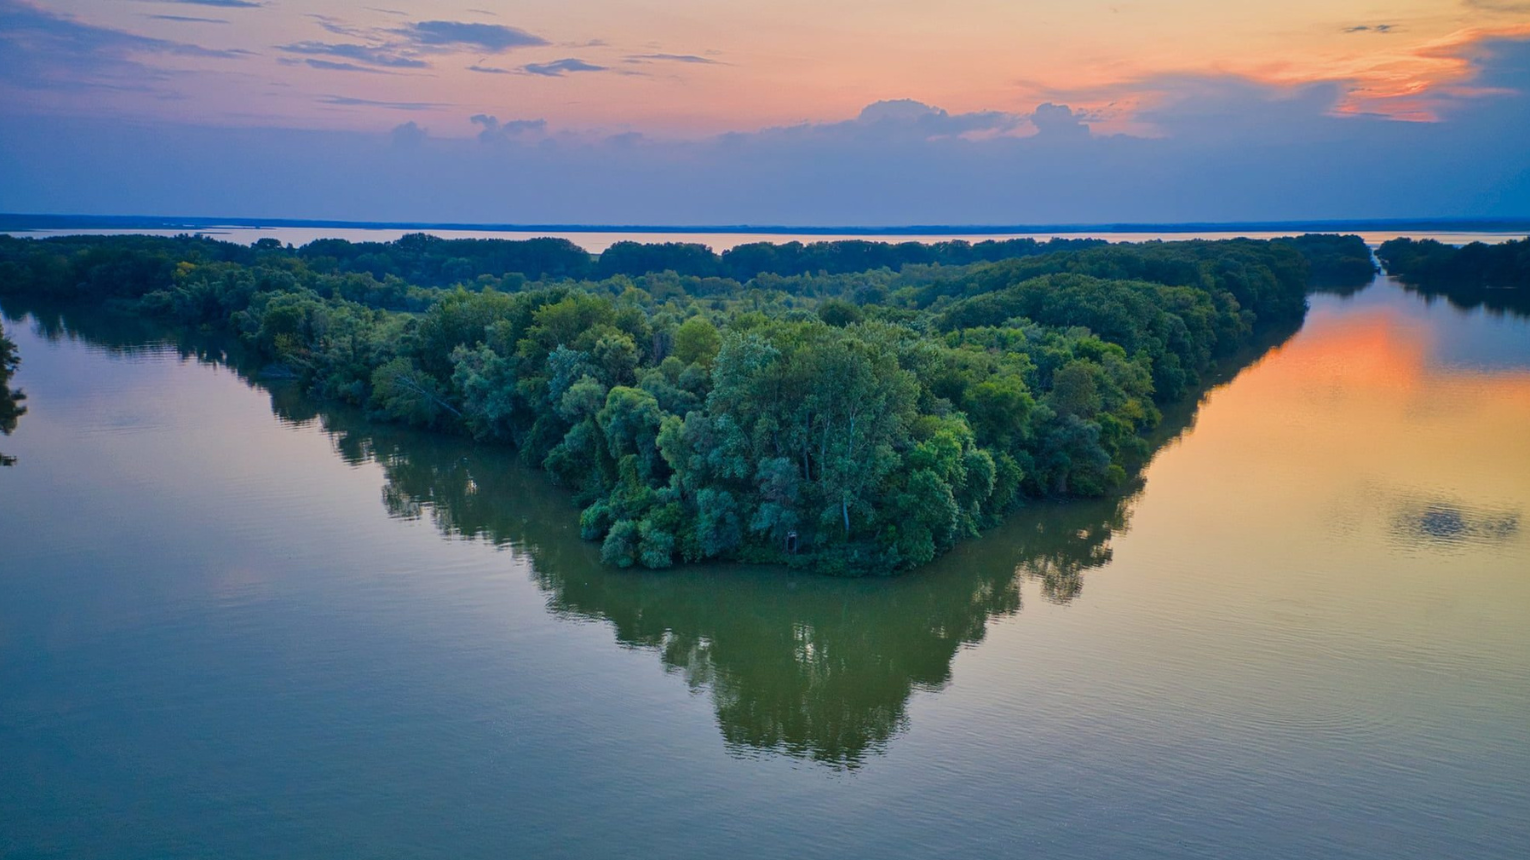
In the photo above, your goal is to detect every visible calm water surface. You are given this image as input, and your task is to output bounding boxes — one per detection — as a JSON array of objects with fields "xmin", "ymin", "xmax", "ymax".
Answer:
[{"xmin": 1, "ymin": 276, "xmax": 1527, "ymax": 859}]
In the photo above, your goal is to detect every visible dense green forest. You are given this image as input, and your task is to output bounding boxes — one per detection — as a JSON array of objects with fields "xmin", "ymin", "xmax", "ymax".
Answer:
[
  {"xmin": 0, "ymin": 232, "xmax": 1369, "ymax": 572},
  {"xmin": 0, "ymin": 321, "xmax": 24, "ymax": 466},
  {"xmin": 1378, "ymin": 237, "xmax": 1530, "ymax": 313}
]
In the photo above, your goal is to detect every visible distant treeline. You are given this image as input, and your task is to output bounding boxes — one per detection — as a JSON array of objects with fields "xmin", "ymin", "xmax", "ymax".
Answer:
[
  {"xmin": 295, "ymin": 235, "xmax": 1123, "ymax": 285},
  {"xmin": 0, "ymin": 232, "xmax": 1356, "ymax": 573},
  {"xmin": 594, "ymin": 237, "xmax": 1109, "ymax": 281},
  {"xmin": 0, "ymin": 230, "xmax": 1379, "ymax": 291}
]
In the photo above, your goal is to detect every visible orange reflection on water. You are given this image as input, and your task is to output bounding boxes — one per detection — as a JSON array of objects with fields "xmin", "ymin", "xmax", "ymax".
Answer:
[
  {"xmin": 1185, "ymin": 298, "xmax": 1530, "ymax": 509},
  {"xmin": 1120, "ymin": 289, "xmax": 1530, "ymax": 626}
]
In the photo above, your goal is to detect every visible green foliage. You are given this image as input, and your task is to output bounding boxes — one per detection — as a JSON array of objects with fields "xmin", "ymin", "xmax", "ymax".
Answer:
[
  {"xmin": 450, "ymin": 344, "xmax": 518, "ymax": 440},
  {"xmin": 672, "ymin": 316, "xmax": 722, "ymax": 367},
  {"xmin": 817, "ymin": 299, "xmax": 864, "ymax": 327},
  {"xmin": 0, "ymin": 232, "xmax": 1317, "ymax": 572},
  {"xmin": 370, "ymin": 357, "xmax": 458, "ymax": 428}
]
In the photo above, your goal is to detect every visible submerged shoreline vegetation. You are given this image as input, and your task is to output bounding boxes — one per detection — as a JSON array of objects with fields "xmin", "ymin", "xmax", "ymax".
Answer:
[
  {"xmin": 0, "ymin": 320, "xmax": 25, "ymax": 466},
  {"xmin": 0, "ymin": 232, "xmax": 1365, "ymax": 574},
  {"xmin": 1377, "ymin": 237, "xmax": 1530, "ymax": 314}
]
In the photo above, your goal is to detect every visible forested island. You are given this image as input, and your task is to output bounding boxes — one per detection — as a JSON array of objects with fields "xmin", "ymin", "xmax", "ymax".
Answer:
[
  {"xmin": 0, "ymin": 232, "xmax": 1371, "ymax": 573},
  {"xmin": 1377, "ymin": 237, "xmax": 1530, "ymax": 313}
]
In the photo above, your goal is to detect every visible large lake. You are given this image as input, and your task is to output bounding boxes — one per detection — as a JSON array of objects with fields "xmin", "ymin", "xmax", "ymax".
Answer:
[{"xmin": 1, "ymin": 273, "xmax": 1527, "ymax": 858}]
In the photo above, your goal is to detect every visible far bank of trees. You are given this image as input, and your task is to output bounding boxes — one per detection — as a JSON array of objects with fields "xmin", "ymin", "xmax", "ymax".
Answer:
[
  {"xmin": 0, "ymin": 232, "xmax": 1364, "ymax": 571},
  {"xmin": 1378, "ymin": 237, "xmax": 1530, "ymax": 287}
]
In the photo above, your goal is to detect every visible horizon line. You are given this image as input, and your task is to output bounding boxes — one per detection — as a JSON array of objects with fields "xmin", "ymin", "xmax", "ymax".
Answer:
[{"xmin": 3, "ymin": 213, "xmax": 1529, "ymax": 237}]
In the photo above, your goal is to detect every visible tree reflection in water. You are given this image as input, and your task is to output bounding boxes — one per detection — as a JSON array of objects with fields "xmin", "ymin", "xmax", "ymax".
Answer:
[
  {"xmin": 0, "ymin": 320, "xmax": 27, "ymax": 466},
  {"xmin": 273, "ymin": 385, "xmax": 1138, "ymax": 767}
]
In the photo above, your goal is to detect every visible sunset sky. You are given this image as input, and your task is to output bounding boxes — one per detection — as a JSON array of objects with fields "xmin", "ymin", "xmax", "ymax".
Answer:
[{"xmin": 2, "ymin": 0, "xmax": 1528, "ymax": 223}]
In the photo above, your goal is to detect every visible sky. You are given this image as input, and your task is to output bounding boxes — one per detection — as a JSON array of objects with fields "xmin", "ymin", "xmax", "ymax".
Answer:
[{"xmin": 1, "ymin": 0, "xmax": 1528, "ymax": 224}]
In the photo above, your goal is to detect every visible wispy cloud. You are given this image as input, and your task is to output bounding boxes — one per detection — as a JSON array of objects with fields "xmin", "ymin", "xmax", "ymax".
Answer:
[
  {"xmin": 319, "ymin": 95, "xmax": 447, "ymax": 110},
  {"xmin": 1, "ymin": 0, "xmax": 247, "ymax": 58},
  {"xmin": 1012, "ymin": 25, "xmax": 1530, "ymax": 126},
  {"xmin": 146, "ymin": 15, "xmax": 228, "ymax": 24},
  {"xmin": 308, "ymin": 14, "xmax": 372, "ymax": 39},
  {"xmin": 279, "ymin": 18, "xmax": 551, "ymax": 74},
  {"xmin": 279, "ymin": 41, "xmax": 428, "ymax": 69},
  {"xmin": 1343, "ymin": 24, "xmax": 1395, "ymax": 34},
  {"xmin": 391, "ymin": 20, "xmax": 546, "ymax": 52},
  {"xmin": 0, "ymin": 0, "xmax": 251, "ymax": 92},
  {"xmin": 625, "ymin": 53, "xmax": 723, "ymax": 65},
  {"xmin": 522, "ymin": 57, "xmax": 605, "ymax": 76},
  {"xmin": 1466, "ymin": 1, "xmax": 1530, "ymax": 12},
  {"xmin": 157, "ymin": 0, "xmax": 263, "ymax": 7},
  {"xmin": 304, "ymin": 59, "xmax": 393, "ymax": 74}
]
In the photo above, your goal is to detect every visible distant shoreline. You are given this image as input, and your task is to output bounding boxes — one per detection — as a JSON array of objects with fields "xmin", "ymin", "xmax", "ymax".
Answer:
[{"xmin": 3, "ymin": 213, "xmax": 1529, "ymax": 237}]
